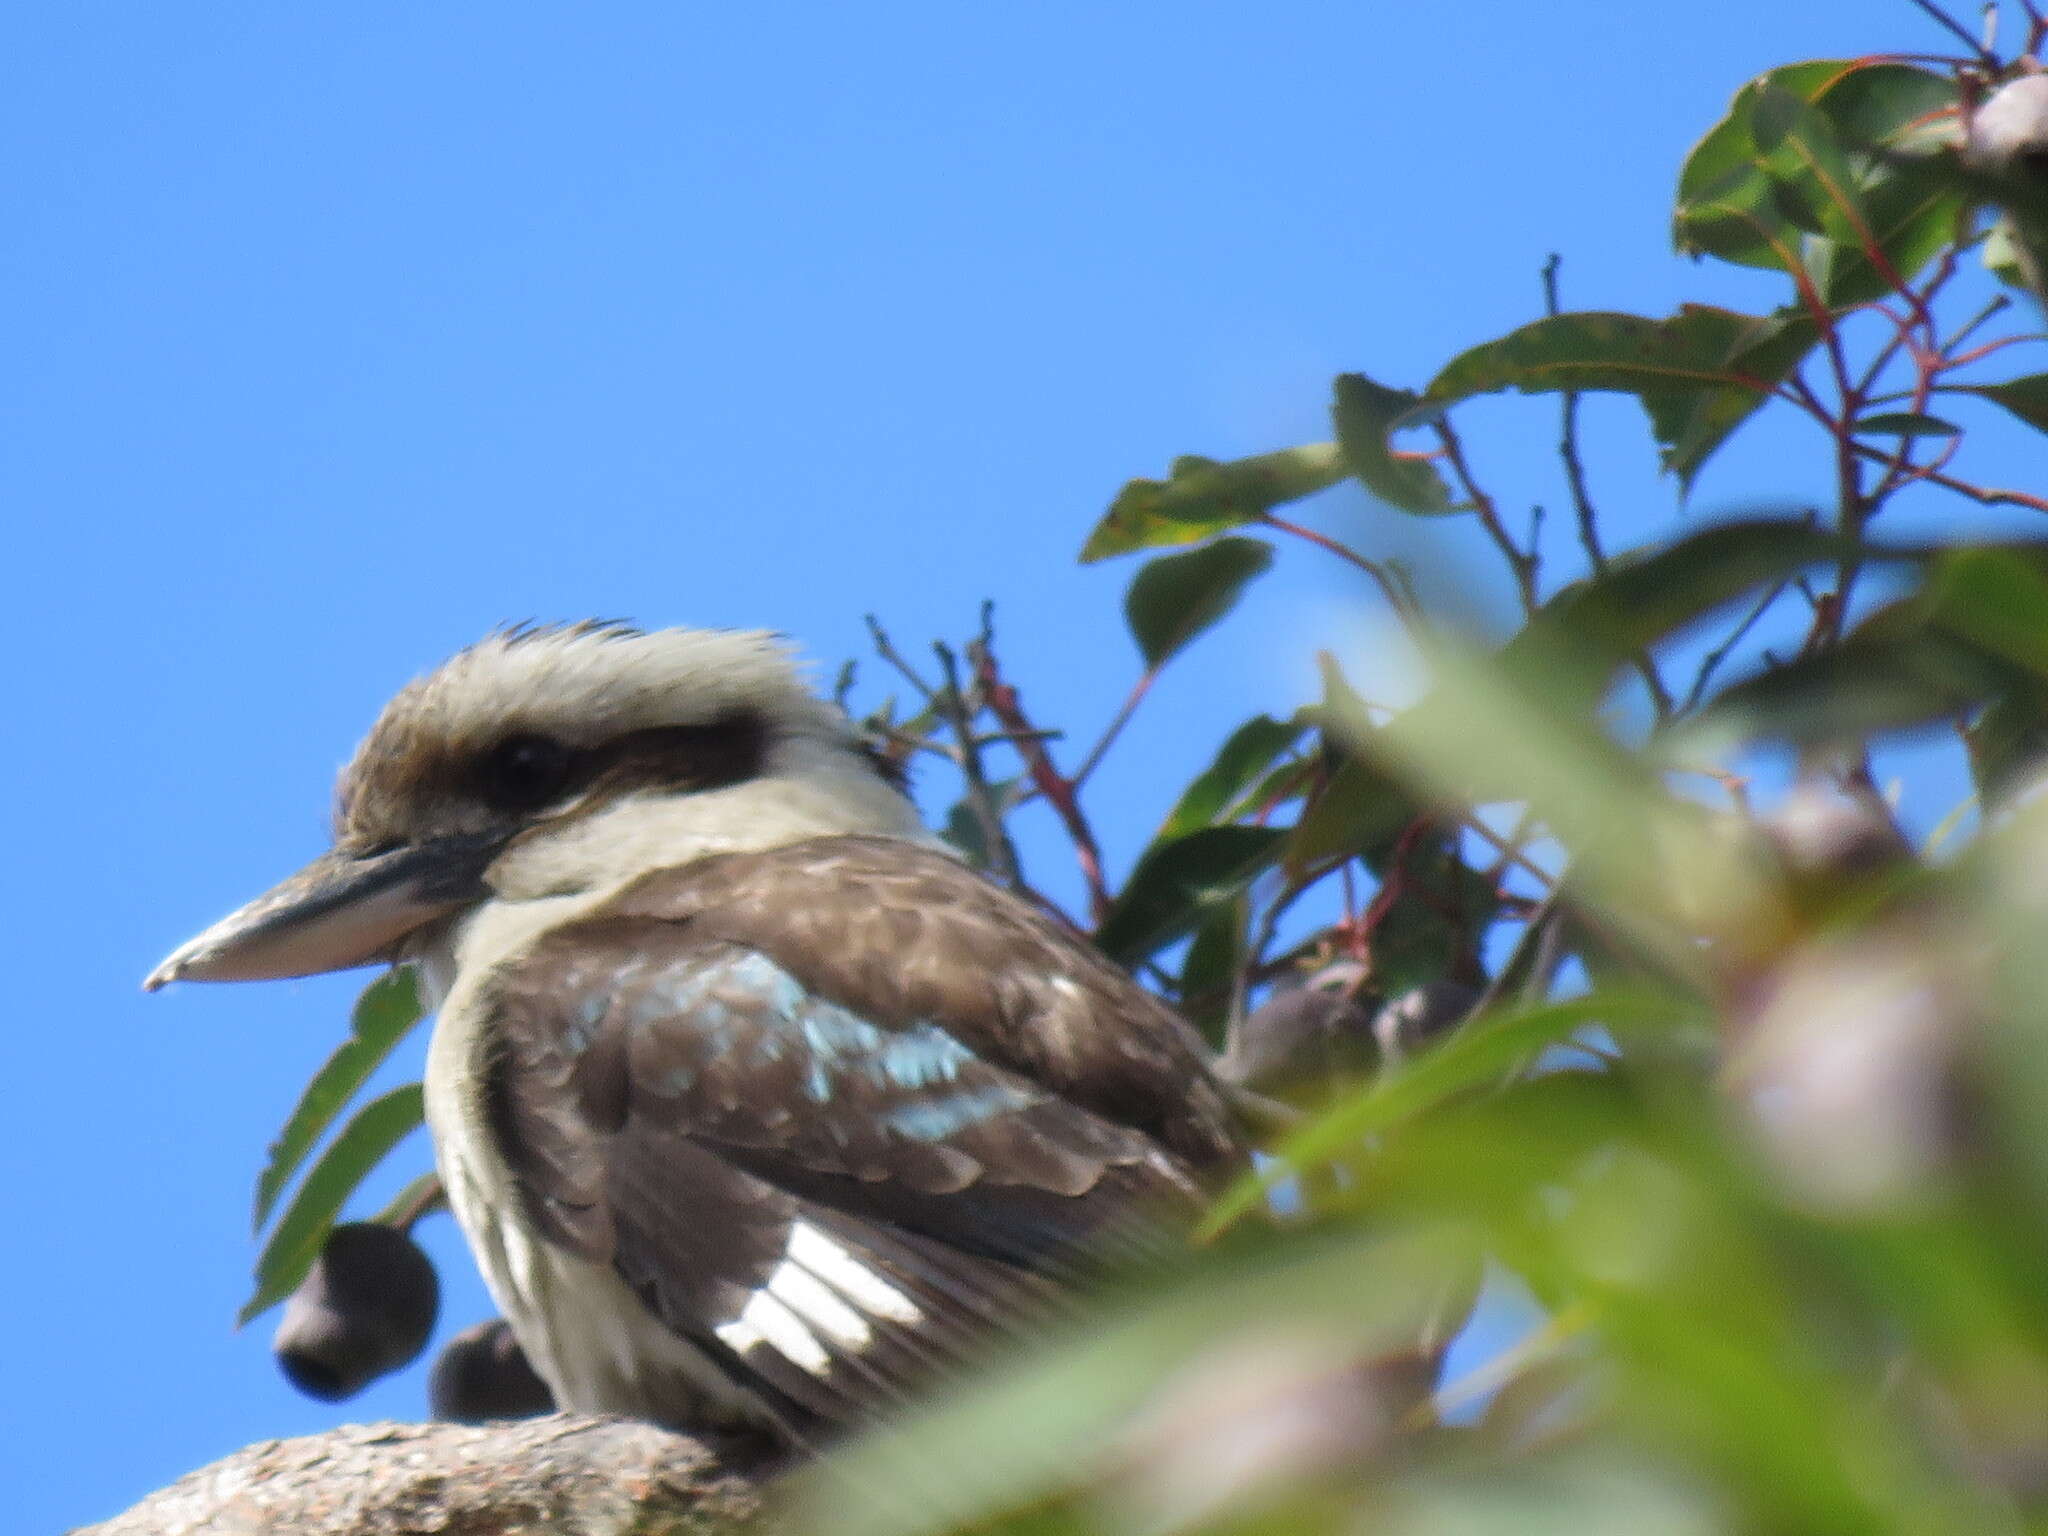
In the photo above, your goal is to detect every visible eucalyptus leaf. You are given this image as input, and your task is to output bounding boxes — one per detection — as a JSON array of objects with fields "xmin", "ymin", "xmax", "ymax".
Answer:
[
  {"xmin": 1677, "ymin": 62, "xmax": 1855, "ymax": 218},
  {"xmin": 1206, "ymin": 990, "xmax": 1694, "ymax": 1233},
  {"xmin": 1952, "ymin": 374, "xmax": 2048, "ymax": 434},
  {"xmin": 940, "ymin": 776, "xmax": 1020, "ymax": 871},
  {"xmin": 1366, "ymin": 639, "xmax": 1743, "ymax": 950},
  {"xmin": 370, "ymin": 1171, "xmax": 445, "ymax": 1229},
  {"xmin": 1810, "ymin": 155, "xmax": 1967, "ymax": 308},
  {"xmin": 1855, "ymin": 411, "xmax": 1961, "ymax": 438},
  {"xmin": 1674, "ymin": 59, "xmax": 1957, "ymax": 302},
  {"xmin": 1177, "ymin": 897, "xmax": 1247, "ymax": 1048},
  {"xmin": 1422, "ymin": 306, "xmax": 1815, "ymax": 489},
  {"xmin": 1161, "ymin": 714, "xmax": 1307, "ymax": 838},
  {"xmin": 1507, "ymin": 516, "xmax": 1853, "ymax": 709},
  {"xmin": 1123, "ymin": 536, "xmax": 1275, "ymax": 669},
  {"xmin": 1081, "ymin": 444, "xmax": 1344, "ymax": 562},
  {"xmin": 1968, "ymin": 684, "xmax": 2048, "ymax": 807},
  {"xmin": 1283, "ymin": 755, "xmax": 1412, "ymax": 877},
  {"xmin": 1654, "ymin": 306, "xmax": 1817, "ymax": 490},
  {"xmin": 240, "ymin": 1083, "xmax": 427, "ymax": 1325},
  {"xmin": 251, "ymin": 969, "xmax": 423, "ymax": 1232},
  {"xmin": 1691, "ymin": 630, "xmax": 2003, "ymax": 748},
  {"xmin": 1675, "ymin": 62, "xmax": 1854, "ymax": 271},
  {"xmin": 1332, "ymin": 372, "xmax": 1457, "ymax": 514},
  {"xmin": 1094, "ymin": 825, "xmax": 1286, "ymax": 967},
  {"xmin": 1926, "ymin": 547, "xmax": 2048, "ymax": 679},
  {"xmin": 798, "ymin": 1224, "xmax": 1474, "ymax": 1536},
  {"xmin": 1814, "ymin": 62, "xmax": 1956, "ymax": 150},
  {"xmin": 1749, "ymin": 85, "xmax": 1865, "ymax": 248},
  {"xmin": 1365, "ymin": 839, "xmax": 1499, "ymax": 997}
]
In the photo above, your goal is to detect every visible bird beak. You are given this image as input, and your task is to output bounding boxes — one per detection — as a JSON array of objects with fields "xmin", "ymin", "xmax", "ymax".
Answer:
[{"xmin": 144, "ymin": 835, "xmax": 501, "ymax": 991}]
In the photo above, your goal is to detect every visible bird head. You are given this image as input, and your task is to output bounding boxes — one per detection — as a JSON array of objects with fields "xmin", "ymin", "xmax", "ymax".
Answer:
[{"xmin": 145, "ymin": 621, "xmax": 918, "ymax": 990}]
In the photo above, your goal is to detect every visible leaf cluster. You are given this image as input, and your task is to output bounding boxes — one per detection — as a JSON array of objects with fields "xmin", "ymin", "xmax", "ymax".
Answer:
[{"xmin": 238, "ymin": 12, "xmax": 2048, "ymax": 1533}]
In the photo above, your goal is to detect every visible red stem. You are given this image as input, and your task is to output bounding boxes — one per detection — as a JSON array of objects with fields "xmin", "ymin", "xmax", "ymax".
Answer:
[{"xmin": 969, "ymin": 646, "xmax": 1112, "ymax": 921}]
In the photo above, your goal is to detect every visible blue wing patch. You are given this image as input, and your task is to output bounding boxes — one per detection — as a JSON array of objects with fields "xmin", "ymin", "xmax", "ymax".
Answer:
[{"xmin": 633, "ymin": 948, "xmax": 1042, "ymax": 1142}]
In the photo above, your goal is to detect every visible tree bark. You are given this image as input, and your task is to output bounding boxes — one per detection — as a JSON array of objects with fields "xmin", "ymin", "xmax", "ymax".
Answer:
[{"xmin": 72, "ymin": 1414, "xmax": 778, "ymax": 1536}]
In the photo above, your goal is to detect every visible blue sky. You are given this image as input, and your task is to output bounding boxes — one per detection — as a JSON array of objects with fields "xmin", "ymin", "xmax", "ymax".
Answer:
[{"xmin": 5, "ymin": 4, "xmax": 2036, "ymax": 1527}]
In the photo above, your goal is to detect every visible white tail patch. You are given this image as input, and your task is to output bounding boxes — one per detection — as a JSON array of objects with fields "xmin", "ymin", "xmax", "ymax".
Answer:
[
  {"xmin": 767, "ymin": 1261, "xmax": 872, "ymax": 1346},
  {"xmin": 714, "ymin": 1222, "xmax": 926, "ymax": 1379},
  {"xmin": 716, "ymin": 1289, "xmax": 831, "ymax": 1375},
  {"xmin": 788, "ymin": 1222, "xmax": 923, "ymax": 1323}
]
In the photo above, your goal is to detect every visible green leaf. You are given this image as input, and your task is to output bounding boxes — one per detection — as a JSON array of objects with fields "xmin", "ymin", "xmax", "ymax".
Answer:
[
  {"xmin": 1855, "ymin": 411, "xmax": 1961, "ymax": 438},
  {"xmin": 1429, "ymin": 311, "xmax": 1728, "ymax": 400},
  {"xmin": 1161, "ymin": 714, "xmax": 1306, "ymax": 838},
  {"xmin": 1331, "ymin": 372, "xmax": 1456, "ymax": 515},
  {"xmin": 251, "ymin": 969, "xmax": 423, "ymax": 1232},
  {"xmin": 240, "ymin": 1083, "xmax": 427, "ymax": 1325},
  {"xmin": 1122, "ymin": 536, "xmax": 1275, "ymax": 669},
  {"xmin": 1676, "ymin": 63, "xmax": 1855, "ymax": 271},
  {"xmin": 1813, "ymin": 62, "xmax": 1957, "ymax": 151},
  {"xmin": 1206, "ymin": 990, "xmax": 1693, "ymax": 1233},
  {"xmin": 1283, "ymin": 755, "xmax": 1411, "ymax": 877},
  {"xmin": 1952, "ymin": 375, "xmax": 2048, "ymax": 434},
  {"xmin": 1680, "ymin": 177, "xmax": 1805, "ymax": 272},
  {"xmin": 1364, "ymin": 837, "xmax": 1499, "ymax": 996},
  {"xmin": 1983, "ymin": 216, "xmax": 2034, "ymax": 291},
  {"xmin": 1285, "ymin": 656, "xmax": 1418, "ymax": 874},
  {"xmin": 1508, "ymin": 516, "xmax": 1852, "ymax": 710},
  {"xmin": 940, "ymin": 799, "xmax": 992, "ymax": 868},
  {"xmin": 1653, "ymin": 307, "xmax": 1818, "ymax": 489},
  {"xmin": 1556, "ymin": 516, "xmax": 1842, "ymax": 646},
  {"xmin": 1808, "ymin": 155, "xmax": 1967, "ymax": 308},
  {"xmin": 1968, "ymin": 684, "xmax": 2048, "ymax": 806},
  {"xmin": 1711, "ymin": 552, "xmax": 2048, "ymax": 767},
  {"xmin": 1422, "ymin": 306, "xmax": 1815, "ymax": 490},
  {"xmin": 1080, "ymin": 444, "xmax": 1344, "ymax": 562},
  {"xmin": 1177, "ymin": 896, "xmax": 1247, "ymax": 1048},
  {"xmin": 1363, "ymin": 639, "xmax": 1733, "ymax": 947},
  {"xmin": 1675, "ymin": 61, "xmax": 1961, "ymax": 308},
  {"xmin": 1926, "ymin": 547, "xmax": 2048, "ymax": 679},
  {"xmin": 1094, "ymin": 825, "xmax": 1285, "ymax": 967},
  {"xmin": 1691, "ymin": 630, "xmax": 2003, "ymax": 747},
  {"xmin": 798, "ymin": 1224, "xmax": 1475, "ymax": 1536},
  {"xmin": 1678, "ymin": 62, "xmax": 1855, "ymax": 218},
  {"xmin": 1749, "ymin": 85, "xmax": 1866, "ymax": 247}
]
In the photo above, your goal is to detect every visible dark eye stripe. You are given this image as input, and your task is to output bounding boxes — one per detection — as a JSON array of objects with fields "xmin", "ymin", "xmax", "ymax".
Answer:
[
  {"xmin": 589, "ymin": 715, "xmax": 767, "ymax": 797},
  {"xmin": 474, "ymin": 713, "xmax": 768, "ymax": 817}
]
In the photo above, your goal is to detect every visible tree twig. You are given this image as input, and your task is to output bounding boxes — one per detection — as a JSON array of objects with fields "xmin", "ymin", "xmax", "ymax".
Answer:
[
  {"xmin": 1073, "ymin": 668, "xmax": 1159, "ymax": 789},
  {"xmin": 1472, "ymin": 892, "xmax": 1564, "ymax": 1020},
  {"xmin": 1433, "ymin": 418, "xmax": 1539, "ymax": 614},
  {"xmin": 864, "ymin": 614, "xmax": 938, "ymax": 700},
  {"xmin": 385, "ymin": 1174, "xmax": 447, "ymax": 1234},
  {"xmin": 1680, "ymin": 577, "xmax": 1793, "ymax": 714},
  {"xmin": 1542, "ymin": 254, "xmax": 1606, "ymax": 579},
  {"xmin": 1940, "ymin": 293, "xmax": 2013, "ymax": 358},
  {"xmin": 967, "ymin": 639, "xmax": 1112, "ymax": 921},
  {"xmin": 1257, "ymin": 512, "xmax": 1424, "ymax": 624},
  {"xmin": 1847, "ymin": 441, "xmax": 2048, "ymax": 512},
  {"xmin": 930, "ymin": 641, "xmax": 1024, "ymax": 891},
  {"xmin": 1904, "ymin": 0, "xmax": 2000, "ymax": 64}
]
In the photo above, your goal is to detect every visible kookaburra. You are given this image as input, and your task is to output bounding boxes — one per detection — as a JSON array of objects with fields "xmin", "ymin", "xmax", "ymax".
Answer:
[{"xmin": 147, "ymin": 623, "xmax": 1244, "ymax": 1443}]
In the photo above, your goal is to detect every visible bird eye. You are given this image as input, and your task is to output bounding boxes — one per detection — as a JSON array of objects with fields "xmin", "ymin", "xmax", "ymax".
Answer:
[{"xmin": 478, "ymin": 733, "xmax": 574, "ymax": 810}]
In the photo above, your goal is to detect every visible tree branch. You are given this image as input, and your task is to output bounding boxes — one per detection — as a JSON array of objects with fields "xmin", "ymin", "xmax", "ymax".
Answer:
[{"xmin": 76, "ymin": 1415, "xmax": 777, "ymax": 1536}]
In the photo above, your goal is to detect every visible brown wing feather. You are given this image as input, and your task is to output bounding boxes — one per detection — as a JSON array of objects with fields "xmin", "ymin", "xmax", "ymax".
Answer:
[
  {"xmin": 606, "ymin": 835, "xmax": 1245, "ymax": 1168},
  {"xmin": 479, "ymin": 834, "xmax": 1246, "ymax": 1434}
]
